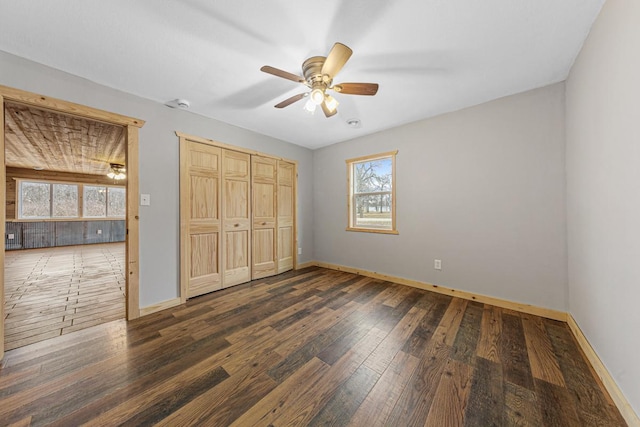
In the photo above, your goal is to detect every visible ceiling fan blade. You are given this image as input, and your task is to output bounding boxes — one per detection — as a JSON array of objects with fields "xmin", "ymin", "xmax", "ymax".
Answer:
[
  {"xmin": 333, "ymin": 82, "xmax": 379, "ymax": 96},
  {"xmin": 261, "ymin": 66, "xmax": 305, "ymax": 83},
  {"xmin": 321, "ymin": 100, "xmax": 337, "ymax": 118},
  {"xmin": 274, "ymin": 93, "xmax": 307, "ymax": 108},
  {"xmin": 321, "ymin": 43, "xmax": 353, "ymax": 78}
]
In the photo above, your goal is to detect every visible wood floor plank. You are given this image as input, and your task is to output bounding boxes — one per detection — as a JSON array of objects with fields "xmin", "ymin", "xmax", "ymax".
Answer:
[
  {"xmin": 501, "ymin": 312, "xmax": 534, "ymax": 390},
  {"xmin": 229, "ymin": 357, "xmax": 331, "ymax": 427},
  {"xmin": 451, "ymin": 301, "xmax": 484, "ymax": 365},
  {"xmin": 504, "ymin": 380, "xmax": 543, "ymax": 426},
  {"xmin": 464, "ymin": 357, "xmax": 504, "ymax": 426},
  {"xmin": 268, "ymin": 327, "xmax": 388, "ymax": 426},
  {"xmin": 267, "ymin": 308, "xmax": 368, "ymax": 383},
  {"xmin": 424, "ymin": 358, "xmax": 473, "ymax": 427},
  {"xmin": 0, "ymin": 267, "xmax": 625, "ymax": 426},
  {"xmin": 545, "ymin": 321, "xmax": 627, "ymax": 426},
  {"xmin": 385, "ymin": 299, "xmax": 467, "ymax": 426},
  {"xmin": 348, "ymin": 350, "xmax": 420, "ymax": 426},
  {"xmin": 522, "ymin": 313, "xmax": 566, "ymax": 388},
  {"xmin": 402, "ymin": 293, "xmax": 451, "ymax": 358},
  {"xmin": 362, "ymin": 306, "xmax": 426, "ymax": 375},
  {"xmin": 535, "ymin": 378, "xmax": 582, "ymax": 427},
  {"xmin": 271, "ymin": 302, "xmax": 360, "ymax": 359},
  {"xmin": 476, "ymin": 304, "xmax": 502, "ymax": 363},
  {"xmin": 307, "ymin": 364, "xmax": 380, "ymax": 426}
]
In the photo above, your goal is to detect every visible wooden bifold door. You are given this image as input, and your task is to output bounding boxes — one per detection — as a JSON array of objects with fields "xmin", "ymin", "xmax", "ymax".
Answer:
[{"xmin": 179, "ymin": 134, "xmax": 296, "ymax": 301}]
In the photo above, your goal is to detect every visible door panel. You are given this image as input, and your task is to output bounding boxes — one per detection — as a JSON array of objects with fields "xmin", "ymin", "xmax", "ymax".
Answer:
[
  {"xmin": 253, "ymin": 228, "xmax": 275, "ymax": 277},
  {"xmin": 190, "ymin": 175, "xmax": 217, "ymax": 219},
  {"xmin": 277, "ymin": 161, "xmax": 295, "ymax": 273},
  {"xmin": 180, "ymin": 134, "xmax": 297, "ymax": 298},
  {"xmin": 182, "ymin": 141, "xmax": 222, "ymax": 298},
  {"xmin": 252, "ymin": 156, "xmax": 277, "ymax": 279},
  {"xmin": 222, "ymin": 149, "xmax": 251, "ymax": 287}
]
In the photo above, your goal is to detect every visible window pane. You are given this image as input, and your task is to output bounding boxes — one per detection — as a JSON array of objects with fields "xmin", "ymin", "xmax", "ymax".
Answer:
[
  {"xmin": 107, "ymin": 187, "xmax": 126, "ymax": 217},
  {"xmin": 354, "ymin": 193, "xmax": 392, "ymax": 229},
  {"xmin": 84, "ymin": 185, "xmax": 107, "ymax": 217},
  {"xmin": 21, "ymin": 182, "xmax": 51, "ymax": 218},
  {"xmin": 52, "ymin": 184, "xmax": 78, "ymax": 217},
  {"xmin": 354, "ymin": 158, "xmax": 392, "ymax": 194}
]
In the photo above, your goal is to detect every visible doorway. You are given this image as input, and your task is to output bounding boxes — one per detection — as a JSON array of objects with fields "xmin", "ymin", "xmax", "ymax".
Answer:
[{"xmin": 0, "ymin": 85, "xmax": 144, "ymax": 358}]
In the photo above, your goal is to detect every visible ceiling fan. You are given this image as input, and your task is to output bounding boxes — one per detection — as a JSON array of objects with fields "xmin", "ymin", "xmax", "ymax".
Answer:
[{"xmin": 261, "ymin": 42, "xmax": 379, "ymax": 117}]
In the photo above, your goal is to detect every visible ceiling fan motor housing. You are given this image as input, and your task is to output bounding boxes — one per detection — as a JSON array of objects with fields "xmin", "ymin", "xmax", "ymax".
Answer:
[{"xmin": 303, "ymin": 56, "xmax": 332, "ymax": 88}]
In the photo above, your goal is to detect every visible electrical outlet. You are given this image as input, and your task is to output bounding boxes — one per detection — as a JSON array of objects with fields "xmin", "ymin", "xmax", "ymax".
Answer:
[
  {"xmin": 434, "ymin": 259, "xmax": 442, "ymax": 270},
  {"xmin": 97, "ymin": 229, "xmax": 102, "ymax": 235},
  {"xmin": 298, "ymin": 247, "xmax": 302, "ymax": 255}
]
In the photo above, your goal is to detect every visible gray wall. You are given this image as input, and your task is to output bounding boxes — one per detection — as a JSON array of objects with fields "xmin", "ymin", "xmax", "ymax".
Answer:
[
  {"xmin": 314, "ymin": 83, "xmax": 567, "ymax": 311},
  {"xmin": 0, "ymin": 50, "xmax": 314, "ymax": 307},
  {"xmin": 566, "ymin": 0, "xmax": 640, "ymax": 416}
]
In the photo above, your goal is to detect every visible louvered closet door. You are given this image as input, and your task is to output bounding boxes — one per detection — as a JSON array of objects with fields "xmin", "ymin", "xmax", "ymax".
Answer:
[
  {"xmin": 277, "ymin": 160, "xmax": 295, "ymax": 273},
  {"xmin": 222, "ymin": 149, "xmax": 251, "ymax": 287},
  {"xmin": 183, "ymin": 141, "xmax": 222, "ymax": 297},
  {"xmin": 252, "ymin": 155, "xmax": 277, "ymax": 279}
]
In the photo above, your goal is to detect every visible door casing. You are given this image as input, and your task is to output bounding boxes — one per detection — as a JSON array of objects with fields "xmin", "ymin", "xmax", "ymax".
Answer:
[{"xmin": 0, "ymin": 84, "xmax": 145, "ymax": 359}]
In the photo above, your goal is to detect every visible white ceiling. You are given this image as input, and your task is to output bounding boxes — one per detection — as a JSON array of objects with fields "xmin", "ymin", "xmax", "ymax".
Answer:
[{"xmin": 0, "ymin": 0, "xmax": 604, "ymax": 149}]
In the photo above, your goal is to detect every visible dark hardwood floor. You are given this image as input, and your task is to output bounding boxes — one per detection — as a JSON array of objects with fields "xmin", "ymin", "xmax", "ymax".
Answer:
[{"xmin": 0, "ymin": 267, "xmax": 626, "ymax": 426}]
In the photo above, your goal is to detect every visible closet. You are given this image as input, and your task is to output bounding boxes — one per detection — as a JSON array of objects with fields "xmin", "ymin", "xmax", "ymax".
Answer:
[{"xmin": 179, "ymin": 133, "xmax": 296, "ymax": 301}]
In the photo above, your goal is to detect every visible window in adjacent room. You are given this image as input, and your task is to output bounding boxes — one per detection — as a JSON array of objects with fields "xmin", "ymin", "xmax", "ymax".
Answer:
[
  {"xmin": 19, "ymin": 181, "xmax": 79, "ymax": 219},
  {"xmin": 346, "ymin": 150, "xmax": 398, "ymax": 234},
  {"xmin": 17, "ymin": 180, "xmax": 125, "ymax": 219},
  {"xmin": 83, "ymin": 185, "xmax": 126, "ymax": 218}
]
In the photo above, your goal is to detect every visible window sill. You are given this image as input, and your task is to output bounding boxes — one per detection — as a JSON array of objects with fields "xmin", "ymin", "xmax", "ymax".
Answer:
[{"xmin": 346, "ymin": 227, "xmax": 399, "ymax": 235}]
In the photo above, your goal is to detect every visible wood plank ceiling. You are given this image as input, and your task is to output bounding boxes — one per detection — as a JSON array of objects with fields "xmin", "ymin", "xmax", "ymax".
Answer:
[{"xmin": 4, "ymin": 102, "xmax": 125, "ymax": 175}]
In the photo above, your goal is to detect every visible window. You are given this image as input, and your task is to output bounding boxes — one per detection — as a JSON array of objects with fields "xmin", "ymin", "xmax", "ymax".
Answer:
[
  {"xmin": 107, "ymin": 187, "xmax": 126, "ymax": 217},
  {"xmin": 17, "ymin": 180, "xmax": 125, "ymax": 219},
  {"xmin": 52, "ymin": 184, "xmax": 79, "ymax": 217},
  {"xmin": 19, "ymin": 181, "xmax": 78, "ymax": 219},
  {"xmin": 83, "ymin": 185, "xmax": 107, "ymax": 217},
  {"xmin": 346, "ymin": 151, "xmax": 398, "ymax": 234},
  {"xmin": 83, "ymin": 185, "xmax": 126, "ymax": 218}
]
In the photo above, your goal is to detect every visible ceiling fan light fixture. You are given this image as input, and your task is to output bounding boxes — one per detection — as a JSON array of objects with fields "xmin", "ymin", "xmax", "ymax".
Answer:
[
  {"xmin": 324, "ymin": 95, "xmax": 339, "ymax": 113},
  {"xmin": 304, "ymin": 98, "xmax": 317, "ymax": 114},
  {"xmin": 310, "ymin": 88, "xmax": 325, "ymax": 105},
  {"xmin": 261, "ymin": 42, "xmax": 379, "ymax": 118},
  {"xmin": 107, "ymin": 163, "xmax": 126, "ymax": 180}
]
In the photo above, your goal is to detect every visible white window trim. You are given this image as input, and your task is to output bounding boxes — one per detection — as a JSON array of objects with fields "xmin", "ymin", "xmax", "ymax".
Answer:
[{"xmin": 346, "ymin": 150, "xmax": 398, "ymax": 235}]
